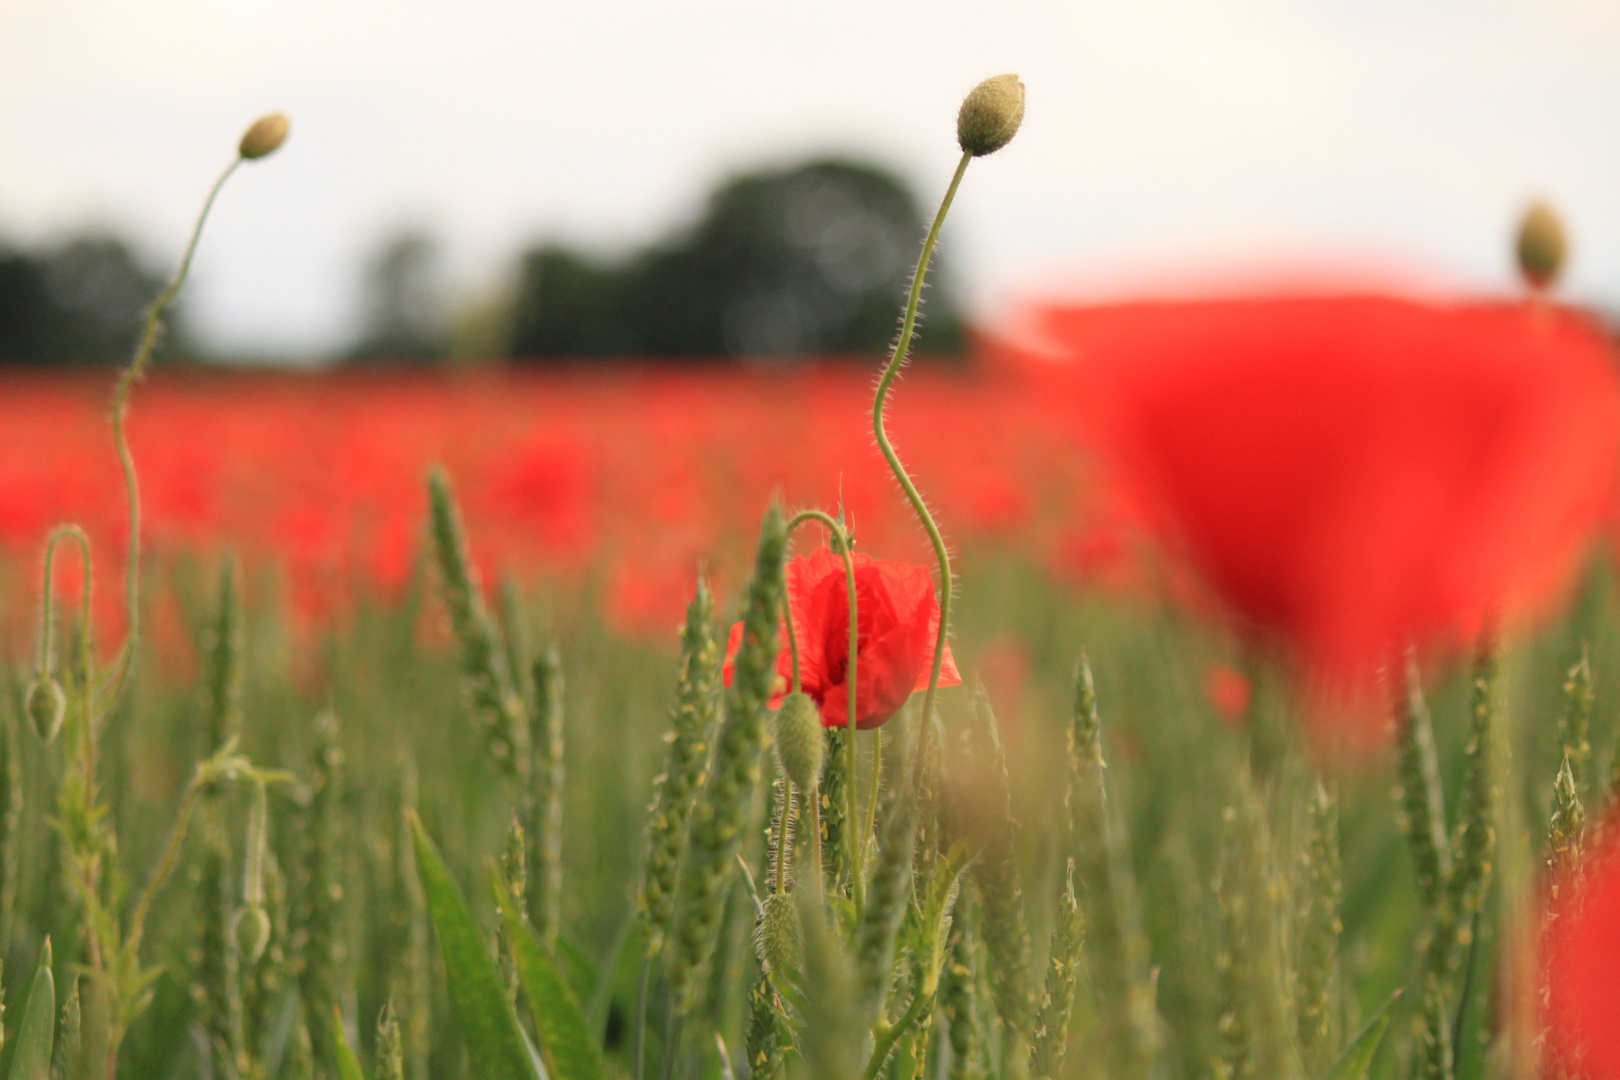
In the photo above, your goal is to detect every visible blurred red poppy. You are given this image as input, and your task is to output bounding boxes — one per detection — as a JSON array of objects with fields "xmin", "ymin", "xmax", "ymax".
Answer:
[
  {"xmin": 1543, "ymin": 836, "xmax": 1620, "ymax": 1078},
  {"xmin": 722, "ymin": 546, "xmax": 961, "ymax": 729},
  {"xmin": 1000, "ymin": 295, "xmax": 1620, "ymax": 725}
]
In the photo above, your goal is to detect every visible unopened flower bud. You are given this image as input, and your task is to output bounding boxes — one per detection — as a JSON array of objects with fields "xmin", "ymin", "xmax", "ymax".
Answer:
[
  {"xmin": 238, "ymin": 113, "xmax": 290, "ymax": 161},
  {"xmin": 957, "ymin": 74, "xmax": 1026, "ymax": 158},
  {"xmin": 25, "ymin": 675, "xmax": 65, "ymax": 743},
  {"xmin": 754, "ymin": 891, "xmax": 803, "ymax": 976},
  {"xmin": 775, "ymin": 692, "xmax": 824, "ymax": 793},
  {"xmin": 1517, "ymin": 200, "xmax": 1567, "ymax": 292},
  {"xmin": 233, "ymin": 904, "xmax": 271, "ymax": 964}
]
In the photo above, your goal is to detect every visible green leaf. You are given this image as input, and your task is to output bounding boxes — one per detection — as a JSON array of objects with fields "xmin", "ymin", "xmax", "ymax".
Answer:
[
  {"xmin": 409, "ymin": 813, "xmax": 539, "ymax": 1080},
  {"xmin": 554, "ymin": 935, "xmax": 598, "ymax": 1015},
  {"xmin": 8, "ymin": 941, "xmax": 54, "ymax": 1080},
  {"xmin": 1321, "ymin": 989, "xmax": 1401, "ymax": 1080},
  {"xmin": 493, "ymin": 870, "xmax": 607, "ymax": 1080},
  {"xmin": 333, "ymin": 1008, "xmax": 366, "ymax": 1080}
]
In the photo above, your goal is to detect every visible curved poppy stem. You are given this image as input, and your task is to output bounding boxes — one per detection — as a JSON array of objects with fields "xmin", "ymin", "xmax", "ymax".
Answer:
[
  {"xmin": 105, "ymin": 156, "xmax": 241, "ymax": 711},
  {"xmin": 873, "ymin": 151, "xmax": 971, "ymax": 752},
  {"xmin": 784, "ymin": 508, "xmax": 862, "ymax": 916},
  {"xmin": 40, "ymin": 525, "xmax": 94, "ymax": 681},
  {"xmin": 42, "ymin": 526, "xmax": 96, "ymax": 782}
]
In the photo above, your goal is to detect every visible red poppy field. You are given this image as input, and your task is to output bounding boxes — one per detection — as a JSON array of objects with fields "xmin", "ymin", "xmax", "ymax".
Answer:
[{"xmin": 9, "ymin": 288, "xmax": 1620, "ymax": 1080}]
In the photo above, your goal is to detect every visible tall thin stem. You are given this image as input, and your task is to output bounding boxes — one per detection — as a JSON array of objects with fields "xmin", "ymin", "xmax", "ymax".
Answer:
[
  {"xmin": 872, "ymin": 151, "xmax": 971, "ymax": 757},
  {"xmin": 784, "ymin": 509, "xmax": 863, "ymax": 915},
  {"xmin": 105, "ymin": 157, "xmax": 241, "ymax": 708}
]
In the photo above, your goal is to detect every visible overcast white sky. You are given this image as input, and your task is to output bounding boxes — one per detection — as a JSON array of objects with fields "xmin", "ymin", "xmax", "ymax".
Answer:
[{"xmin": 2, "ymin": 0, "xmax": 1617, "ymax": 358}]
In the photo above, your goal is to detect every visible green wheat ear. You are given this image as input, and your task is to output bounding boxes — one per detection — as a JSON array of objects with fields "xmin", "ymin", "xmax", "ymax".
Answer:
[
  {"xmin": 640, "ymin": 577, "xmax": 721, "ymax": 952},
  {"xmin": 0, "ymin": 689, "xmax": 19, "ymax": 955},
  {"xmin": 1393, "ymin": 653, "xmax": 1452, "ymax": 914},
  {"xmin": 941, "ymin": 897, "xmax": 986, "ymax": 1080},
  {"xmin": 296, "ymin": 710, "xmax": 346, "ymax": 1076},
  {"xmin": 1211, "ymin": 769, "xmax": 1290, "ymax": 1080},
  {"xmin": 1559, "ymin": 645, "xmax": 1593, "ymax": 785},
  {"xmin": 1065, "ymin": 654, "xmax": 1159, "ymax": 1080},
  {"xmin": 667, "ymin": 505, "xmax": 787, "ymax": 1015},
  {"xmin": 377, "ymin": 1000, "xmax": 405, "ymax": 1080},
  {"xmin": 527, "ymin": 643, "xmax": 565, "ymax": 944},
  {"xmin": 1296, "ymin": 780, "xmax": 1343, "ymax": 1072},
  {"xmin": 963, "ymin": 690, "xmax": 1031, "ymax": 1079},
  {"xmin": 1549, "ymin": 753, "xmax": 1585, "ymax": 882},
  {"xmin": 854, "ymin": 711, "xmax": 918, "ymax": 1029},
  {"xmin": 426, "ymin": 467, "xmax": 526, "ymax": 780},
  {"xmin": 1030, "ymin": 860, "xmax": 1084, "ymax": 1080}
]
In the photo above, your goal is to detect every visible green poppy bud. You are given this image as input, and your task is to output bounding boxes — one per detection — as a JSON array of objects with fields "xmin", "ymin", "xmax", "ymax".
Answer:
[
  {"xmin": 234, "ymin": 904, "xmax": 271, "ymax": 964},
  {"xmin": 775, "ymin": 692, "xmax": 824, "ymax": 793},
  {"xmin": 755, "ymin": 890, "xmax": 803, "ymax": 976},
  {"xmin": 957, "ymin": 74, "xmax": 1026, "ymax": 158},
  {"xmin": 239, "ymin": 113, "xmax": 290, "ymax": 161},
  {"xmin": 1517, "ymin": 200, "xmax": 1567, "ymax": 292},
  {"xmin": 25, "ymin": 675, "xmax": 65, "ymax": 743}
]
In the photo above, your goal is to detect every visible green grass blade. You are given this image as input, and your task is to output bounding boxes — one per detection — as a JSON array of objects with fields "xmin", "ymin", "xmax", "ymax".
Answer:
[
  {"xmin": 333, "ymin": 1008, "xmax": 366, "ymax": 1080},
  {"xmin": 494, "ymin": 870, "xmax": 607, "ymax": 1080},
  {"xmin": 1321, "ymin": 990, "xmax": 1400, "ymax": 1080},
  {"xmin": 8, "ymin": 941, "xmax": 53, "ymax": 1080},
  {"xmin": 409, "ymin": 814, "xmax": 539, "ymax": 1080}
]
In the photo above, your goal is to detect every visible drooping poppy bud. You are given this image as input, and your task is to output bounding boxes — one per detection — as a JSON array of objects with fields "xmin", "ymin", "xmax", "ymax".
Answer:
[
  {"xmin": 775, "ymin": 692, "xmax": 825, "ymax": 791},
  {"xmin": 957, "ymin": 74, "xmax": 1025, "ymax": 157},
  {"xmin": 1516, "ymin": 200, "xmax": 1567, "ymax": 291},
  {"xmin": 233, "ymin": 904, "xmax": 271, "ymax": 964},
  {"xmin": 25, "ymin": 675, "xmax": 65, "ymax": 743},
  {"xmin": 755, "ymin": 891, "xmax": 803, "ymax": 976},
  {"xmin": 239, "ymin": 113, "xmax": 290, "ymax": 161}
]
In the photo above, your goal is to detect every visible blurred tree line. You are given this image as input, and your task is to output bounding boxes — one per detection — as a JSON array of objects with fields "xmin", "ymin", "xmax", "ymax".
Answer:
[
  {"xmin": 0, "ymin": 157, "xmax": 962, "ymax": 365},
  {"xmin": 0, "ymin": 233, "xmax": 181, "ymax": 365},
  {"xmin": 353, "ymin": 157, "xmax": 964, "ymax": 363}
]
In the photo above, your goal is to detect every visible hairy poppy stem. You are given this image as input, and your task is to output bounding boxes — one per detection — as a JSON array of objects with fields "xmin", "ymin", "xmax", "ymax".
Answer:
[
  {"xmin": 785, "ymin": 509, "xmax": 863, "ymax": 914},
  {"xmin": 40, "ymin": 526, "xmax": 93, "ymax": 680},
  {"xmin": 873, "ymin": 151, "xmax": 971, "ymax": 765},
  {"xmin": 107, "ymin": 157, "xmax": 241, "ymax": 710}
]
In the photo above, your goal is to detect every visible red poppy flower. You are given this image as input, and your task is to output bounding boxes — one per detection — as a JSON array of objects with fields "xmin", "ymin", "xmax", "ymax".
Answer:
[
  {"xmin": 1543, "ymin": 836, "xmax": 1620, "ymax": 1078},
  {"xmin": 722, "ymin": 546, "xmax": 961, "ymax": 729},
  {"xmin": 999, "ymin": 295, "xmax": 1620, "ymax": 726}
]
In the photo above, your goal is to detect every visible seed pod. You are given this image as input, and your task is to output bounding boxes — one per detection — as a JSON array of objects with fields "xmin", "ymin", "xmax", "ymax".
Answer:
[
  {"xmin": 25, "ymin": 675, "xmax": 65, "ymax": 744},
  {"xmin": 239, "ymin": 113, "xmax": 290, "ymax": 160},
  {"xmin": 755, "ymin": 891, "xmax": 802, "ymax": 977},
  {"xmin": 957, "ymin": 74, "xmax": 1025, "ymax": 157},
  {"xmin": 234, "ymin": 905, "xmax": 272, "ymax": 966},
  {"xmin": 775, "ymin": 693, "xmax": 824, "ymax": 794},
  {"xmin": 1516, "ymin": 199, "xmax": 1567, "ymax": 291}
]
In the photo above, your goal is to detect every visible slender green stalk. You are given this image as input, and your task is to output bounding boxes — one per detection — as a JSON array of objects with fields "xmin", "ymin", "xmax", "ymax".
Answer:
[
  {"xmin": 105, "ymin": 158, "xmax": 241, "ymax": 708},
  {"xmin": 784, "ymin": 508, "xmax": 862, "ymax": 915},
  {"xmin": 872, "ymin": 151, "xmax": 972, "ymax": 765}
]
